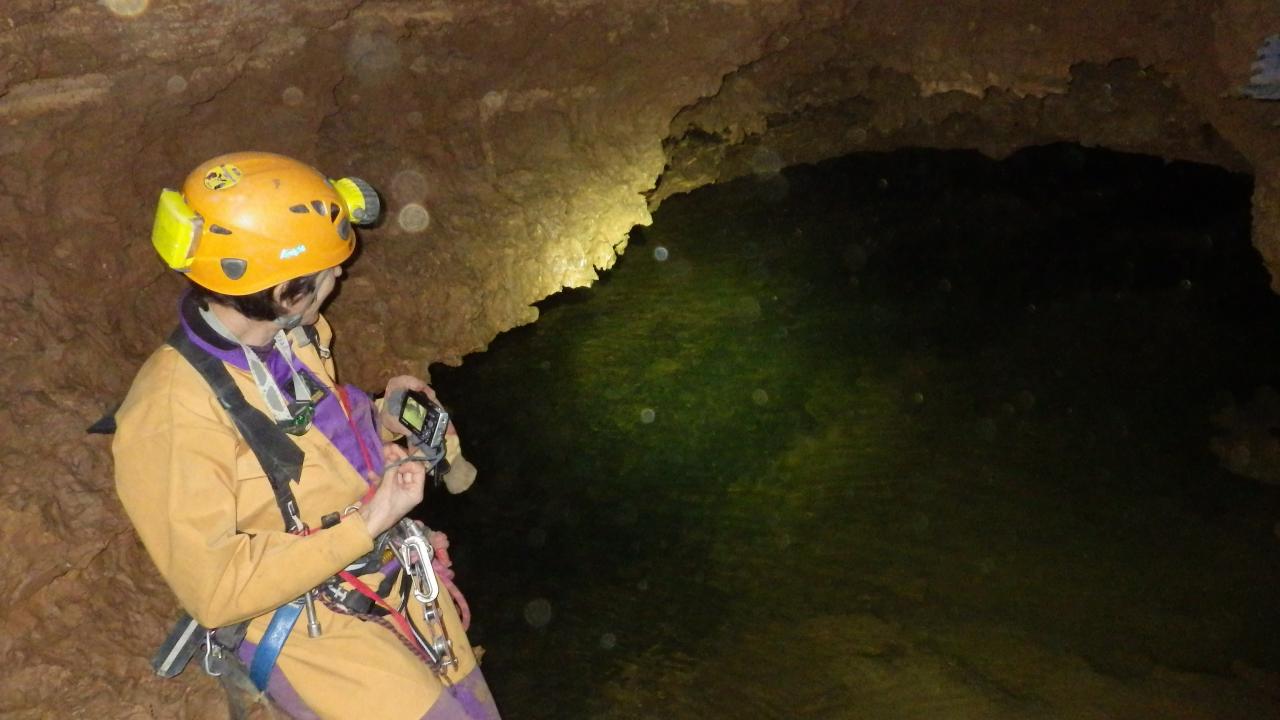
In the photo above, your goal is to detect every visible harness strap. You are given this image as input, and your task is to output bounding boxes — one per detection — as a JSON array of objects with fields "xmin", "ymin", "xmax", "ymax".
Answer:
[
  {"xmin": 165, "ymin": 326, "xmax": 449, "ymax": 680},
  {"xmin": 248, "ymin": 600, "xmax": 304, "ymax": 691},
  {"xmin": 166, "ymin": 327, "xmax": 311, "ymax": 689},
  {"xmin": 338, "ymin": 569, "xmax": 419, "ymax": 638},
  {"xmin": 167, "ymin": 328, "xmax": 305, "ymax": 531}
]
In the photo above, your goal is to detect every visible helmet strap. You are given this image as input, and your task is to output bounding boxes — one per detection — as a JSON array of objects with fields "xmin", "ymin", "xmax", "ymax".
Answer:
[
  {"xmin": 275, "ymin": 313, "xmax": 305, "ymax": 331},
  {"xmin": 200, "ymin": 306, "xmax": 314, "ymax": 430},
  {"xmin": 271, "ymin": 283, "xmax": 312, "ymax": 331}
]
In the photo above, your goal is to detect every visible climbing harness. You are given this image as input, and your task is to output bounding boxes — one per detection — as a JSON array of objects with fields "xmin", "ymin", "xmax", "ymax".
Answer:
[
  {"xmin": 247, "ymin": 599, "xmax": 305, "ymax": 690},
  {"xmin": 149, "ymin": 326, "xmax": 323, "ymax": 688},
  {"xmin": 144, "ymin": 322, "xmax": 463, "ymax": 691},
  {"xmin": 153, "ymin": 613, "xmax": 247, "ymax": 679},
  {"xmin": 317, "ymin": 518, "xmax": 460, "ymax": 676}
]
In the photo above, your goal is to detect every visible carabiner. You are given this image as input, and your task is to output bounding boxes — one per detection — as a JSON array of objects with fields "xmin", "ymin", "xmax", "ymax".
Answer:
[
  {"xmin": 202, "ymin": 630, "xmax": 224, "ymax": 677},
  {"xmin": 397, "ymin": 533, "xmax": 441, "ymax": 604}
]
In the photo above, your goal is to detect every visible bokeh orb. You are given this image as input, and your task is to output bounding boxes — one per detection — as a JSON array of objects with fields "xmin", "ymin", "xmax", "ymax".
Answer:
[
  {"xmin": 392, "ymin": 169, "xmax": 429, "ymax": 201},
  {"xmin": 104, "ymin": 0, "xmax": 148, "ymax": 18},
  {"xmin": 397, "ymin": 204, "xmax": 431, "ymax": 233},
  {"xmin": 523, "ymin": 598, "xmax": 553, "ymax": 628}
]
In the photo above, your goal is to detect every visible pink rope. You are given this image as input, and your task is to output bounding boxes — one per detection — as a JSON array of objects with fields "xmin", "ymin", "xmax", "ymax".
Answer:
[{"xmin": 428, "ymin": 530, "xmax": 472, "ymax": 630}]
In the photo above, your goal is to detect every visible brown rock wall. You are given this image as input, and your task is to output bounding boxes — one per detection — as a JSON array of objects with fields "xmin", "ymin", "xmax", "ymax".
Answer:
[{"xmin": 654, "ymin": 2, "xmax": 1270, "ymax": 202}]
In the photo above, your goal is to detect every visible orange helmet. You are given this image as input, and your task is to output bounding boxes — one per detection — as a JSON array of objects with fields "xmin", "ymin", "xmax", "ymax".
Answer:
[{"xmin": 151, "ymin": 151, "xmax": 380, "ymax": 295}]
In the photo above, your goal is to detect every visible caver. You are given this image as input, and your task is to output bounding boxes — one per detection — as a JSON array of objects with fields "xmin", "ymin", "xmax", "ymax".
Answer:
[{"xmin": 111, "ymin": 151, "xmax": 499, "ymax": 719}]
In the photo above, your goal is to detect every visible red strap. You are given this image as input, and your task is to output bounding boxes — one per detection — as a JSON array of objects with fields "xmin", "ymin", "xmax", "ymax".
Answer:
[
  {"xmin": 328, "ymin": 391, "xmax": 430, "ymax": 646},
  {"xmin": 338, "ymin": 569, "xmax": 418, "ymax": 641},
  {"xmin": 299, "ymin": 525, "xmax": 418, "ymax": 649},
  {"xmin": 292, "ymin": 389, "xmax": 420, "ymax": 643},
  {"xmin": 334, "ymin": 385, "xmax": 379, "ymax": 504}
]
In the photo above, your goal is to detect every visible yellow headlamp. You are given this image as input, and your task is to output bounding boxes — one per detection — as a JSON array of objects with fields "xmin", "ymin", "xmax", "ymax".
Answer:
[
  {"xmin": 152, "ymin": 189, "xmax": 202, "ymax": 271},
  {"xmin": 331, "ymin": 177, "xmax": 381, "ymax": 226}
]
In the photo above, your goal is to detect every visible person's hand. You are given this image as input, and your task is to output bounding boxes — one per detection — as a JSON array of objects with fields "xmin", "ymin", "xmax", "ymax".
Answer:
[
  {"xmin": 358, "ymin": 443, "xmax": 426, "ymax": 537},
  {"xmin": 380, "ymin": 375, "xmax": 435, "ymax": 437}
]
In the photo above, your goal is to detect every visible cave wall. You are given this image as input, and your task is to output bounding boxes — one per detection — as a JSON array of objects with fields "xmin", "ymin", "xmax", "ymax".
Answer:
[
  {"xmin": 652, "ymin": 2, "xmax": 1272, "ymax": 202},
  {"xmin": 3, "ymin": 0, "xmax": 1280, "ymax": 716}
]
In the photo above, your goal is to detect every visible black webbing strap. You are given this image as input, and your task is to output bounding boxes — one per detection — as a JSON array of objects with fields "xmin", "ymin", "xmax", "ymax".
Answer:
[{"xmin": 166, "ymin": 328, "xmax": 305, "ymax": 532}]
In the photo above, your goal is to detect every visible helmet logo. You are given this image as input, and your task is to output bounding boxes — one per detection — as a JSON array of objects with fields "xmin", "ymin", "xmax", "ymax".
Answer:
[
  {"xmin": 203, "ymin": 164, "xmax": 243, "ymax": 191},
  {"xmin": 280, "ymin": 244, "xmax": 307, "ymax": 260}
]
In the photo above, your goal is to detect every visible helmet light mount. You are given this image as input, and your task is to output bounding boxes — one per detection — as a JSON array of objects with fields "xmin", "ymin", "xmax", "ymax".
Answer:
[
  {"xmin": 152, "ymin": 189, "xmax": 204, "ymax": 272},
  {"xmin": 331, "ymin": 177, "xmax": 381, "ymax": 226}
]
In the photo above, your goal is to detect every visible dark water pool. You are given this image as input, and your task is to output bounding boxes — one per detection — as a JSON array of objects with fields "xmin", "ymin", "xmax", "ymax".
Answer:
[{"xmin": 429, "ymin": 146, "xmax": 1280, "ymax": 719}]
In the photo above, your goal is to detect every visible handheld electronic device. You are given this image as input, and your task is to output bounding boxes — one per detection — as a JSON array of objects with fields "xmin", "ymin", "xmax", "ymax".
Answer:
[{"xmin": 398, "ymin": 389, "xmax": 450, "ymax": 452}]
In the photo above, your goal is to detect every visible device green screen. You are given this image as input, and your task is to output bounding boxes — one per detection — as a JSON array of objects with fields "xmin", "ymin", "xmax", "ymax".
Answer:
[{"xmin": 401, "ymin": 396, "xmax": 427, "ymax": 432}]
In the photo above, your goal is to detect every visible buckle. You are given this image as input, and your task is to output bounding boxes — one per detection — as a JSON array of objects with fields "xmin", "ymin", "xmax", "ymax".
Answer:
[{"xmin": 277, "ymin": 401, "xmax": 315, "ymax": 436}]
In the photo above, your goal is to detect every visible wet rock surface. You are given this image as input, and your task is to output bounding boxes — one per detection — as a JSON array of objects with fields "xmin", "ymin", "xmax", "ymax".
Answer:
[{"xmin": 3, "ymin": 0, "xmax": 1280, "ymax": 716}]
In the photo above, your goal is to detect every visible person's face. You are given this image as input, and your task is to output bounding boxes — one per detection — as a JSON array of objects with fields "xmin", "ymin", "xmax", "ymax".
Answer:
[{"xmin": 282, "ymin": 265, "xmax": 343, "ymax": 326}]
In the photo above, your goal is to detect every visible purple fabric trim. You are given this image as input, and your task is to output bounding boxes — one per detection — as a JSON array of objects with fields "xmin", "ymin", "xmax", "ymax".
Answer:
[
  {"xmin": 177, "ymin": 295, "xmax": 246, "ymax": 368},
  {"xmin": 313, "ymin": 382, "xmax": 385, "ymax": 479},
  {"xmin": 421, "ymin": 668, "xmax": 503, "ymax": 720},
  {"xmin": 235, "ymin": 639, "xmax": 322, "ymax": 720}
]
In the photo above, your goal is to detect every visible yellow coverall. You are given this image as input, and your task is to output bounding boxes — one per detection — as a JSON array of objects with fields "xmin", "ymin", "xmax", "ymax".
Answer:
[{"xmin": 114, "ymin": 315, "xmax": 487, "ymax": 719}]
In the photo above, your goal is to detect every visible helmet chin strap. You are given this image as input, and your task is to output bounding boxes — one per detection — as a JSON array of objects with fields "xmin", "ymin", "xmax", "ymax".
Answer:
[
  {"xmin": 273, "ymin": 285, "xmax": 317, "ymax": 331},
  {"xmin": 200, "ymin": 304, "xmax": 311, "ymax": 426},
  {"xmin": 275, "ymin": 313, "xmax": 305, "ymax": 331}
]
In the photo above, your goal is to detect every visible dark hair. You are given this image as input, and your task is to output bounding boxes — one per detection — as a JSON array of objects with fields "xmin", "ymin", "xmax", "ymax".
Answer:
[{"xmin": 189, "ymin": 274, "xmax": 319, "ymax": 322}]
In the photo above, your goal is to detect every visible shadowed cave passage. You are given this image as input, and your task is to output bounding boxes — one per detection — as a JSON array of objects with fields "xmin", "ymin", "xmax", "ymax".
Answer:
[{"xmin": 429, "ymin": 145, "xmax": 1280, "ymax": 719}]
